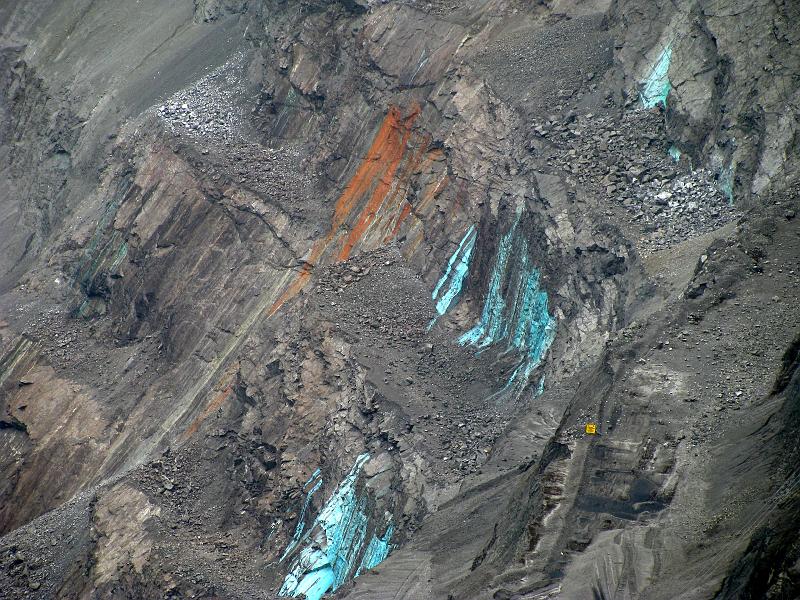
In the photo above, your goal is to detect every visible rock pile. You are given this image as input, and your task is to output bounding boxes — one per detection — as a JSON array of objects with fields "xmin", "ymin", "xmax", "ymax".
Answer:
[
  {"xmin": 157, "ymin": 52, "xmax": 248, "ymax": 143},
  {"xmin": 620, "ymin": 168, "xmax": 738, "ymax": 253},
  {"xmin": 310, "ymin": 248, "xmax": 534, "ymax": 480},
  {"xmin": 536, "ymin": 108, "xmax": 739, "ymax": 253},
  {"xmin": 312, "ymin": 247, "xmax": 436, "ymax": 344}
]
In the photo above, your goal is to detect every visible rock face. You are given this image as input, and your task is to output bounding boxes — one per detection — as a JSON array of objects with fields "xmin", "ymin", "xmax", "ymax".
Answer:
[{"xmin": 0, "ymin": 1, "xmax": 798, "ymax": 599}]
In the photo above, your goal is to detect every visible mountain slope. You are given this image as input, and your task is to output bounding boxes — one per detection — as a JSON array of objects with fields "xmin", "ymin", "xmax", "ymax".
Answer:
[{"xmin": 0, "ymin": 1, "xmax": 798, "ymax": 598}]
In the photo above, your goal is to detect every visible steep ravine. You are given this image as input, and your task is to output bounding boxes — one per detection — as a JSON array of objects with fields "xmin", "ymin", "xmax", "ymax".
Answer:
[{"xmin": 0, "ymin": 1, "xmax": 798, "ymax": 599}]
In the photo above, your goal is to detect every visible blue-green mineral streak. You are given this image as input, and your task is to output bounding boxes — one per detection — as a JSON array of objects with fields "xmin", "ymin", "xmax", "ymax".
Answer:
[
  {"xmin": 430, "ymin": 226, "xmax": 477, "ymax": 327},
  {"xmin": 458, "ymin": 220, "xmax": 518, "ymax": 347},
  {"xmin": 719, "ymin": 165, "xmax": 735, "ymax": 204},
  {"xmin": 279, "ymin": 454, "xmax": 395, "ymax": 600},
  {"xmin": 355, "ymin": 523, "xmax": 394, "ymax": 577},
  {"xmin": 459, "ymin": 216, "xmax": 556, "ymax": 395},
  {"xmin": 641, "ymin": 44, "xmax": 672, "ymax": 109},
  {"xmin": 281, "ymin": 469, "xmax": 323, "ymax": 560}
]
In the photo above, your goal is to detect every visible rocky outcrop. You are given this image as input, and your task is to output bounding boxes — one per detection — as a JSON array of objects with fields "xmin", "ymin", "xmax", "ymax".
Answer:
[
  {"xmin": 614, "ymin": 0, "xmax": 800, "ymax": 202},
  {"xmin": 0, "ymin": 0, "xmax": 798, "ymax": 598}
]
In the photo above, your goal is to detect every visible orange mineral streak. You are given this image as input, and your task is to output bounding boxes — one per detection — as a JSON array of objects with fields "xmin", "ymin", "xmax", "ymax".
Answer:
[
  {"xmin": 400, "ymin": 171, "xmax": 449, "ymax": 257},
  {"xmin": 266, "ymin": 265, "xmax": 313, "ymax": 318},
  {"xmin": 425, "ymin": 173, "xmax": 449, "ymax": 206},
  {"xmin": 374, "ymin": 135, "xmax": 430, "ymax": 243},
  {"xmin": 194, "ymin": 106, "xmax": 427, "ymax": 439},
  {"xmin": 430, "ymin": 173, "xmax": 449, "ymax": 200},
  {"xmin": 387, "ymin": 202, "xmax": 413, "ymax": 242},
  {"xmin": 183, "ymin": 367, "xmax": 237, "ymax": 438},
  {"xmin": 336, "ymin": 105, "xmax": 421, "ymax": 261},
  {"xmin": 266, "ymin": 104, "xmax": 422, "ymax": 316}
]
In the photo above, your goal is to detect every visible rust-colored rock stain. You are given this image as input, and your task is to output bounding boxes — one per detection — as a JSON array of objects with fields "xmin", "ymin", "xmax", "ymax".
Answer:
[
  {"xmin": 266, "ymin": 103, "xmax": 422, "ymax": 317},
  {"xmin": 336, "ymin": 104, "xmax": 421, "ymax": 261},
  {"xmin": 386, "ymin": 202, "xmax": 413, "ymax": 242},
  {"xmin": 191, "ymin": 105, "xmax": 428, "ymax": 439},
  {"xmin": 267, "ymin": 266, "xmax": 313, "ymax": 318},
  {"xmin": 183, "ymin": 365, "xmax": 237, "ymax": 438}
]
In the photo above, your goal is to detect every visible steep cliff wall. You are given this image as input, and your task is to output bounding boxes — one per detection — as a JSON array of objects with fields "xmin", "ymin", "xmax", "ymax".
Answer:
[{"xmin": 0, "ymin": 0, "xmax": 798, "ymax": 598}]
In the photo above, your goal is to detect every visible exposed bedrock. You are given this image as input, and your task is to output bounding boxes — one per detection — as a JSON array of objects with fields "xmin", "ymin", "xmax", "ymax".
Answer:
[
  {"xmin": 0, "ymin": 0, "xmax": 798, "ymax": 598},
  {"xmin": 614, "ymin": 0, "xmax": 800, "ymax": 202}
]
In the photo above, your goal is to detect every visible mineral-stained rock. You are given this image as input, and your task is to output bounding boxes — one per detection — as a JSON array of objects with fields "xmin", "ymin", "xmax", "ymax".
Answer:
[{"xmin": 0, "ymin": 0, "xmax": 799, "ymax": 599}]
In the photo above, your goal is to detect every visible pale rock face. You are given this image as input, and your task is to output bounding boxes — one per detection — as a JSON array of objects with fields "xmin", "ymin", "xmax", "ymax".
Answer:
[
  {"xmin": 0, "ymin": 1, "xmax": 798, "ymax": 599},
  {"xmin": 92, "ymin": 485, "xmax": 161, "ymax": 585}
]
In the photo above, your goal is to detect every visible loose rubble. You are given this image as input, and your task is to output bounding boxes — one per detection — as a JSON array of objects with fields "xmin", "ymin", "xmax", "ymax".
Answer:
[{"xmin": 537, "ymin": 109, "xmax": 740, "ymax": 253}]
